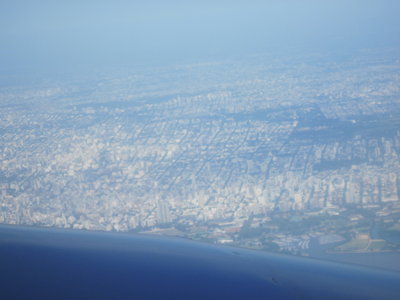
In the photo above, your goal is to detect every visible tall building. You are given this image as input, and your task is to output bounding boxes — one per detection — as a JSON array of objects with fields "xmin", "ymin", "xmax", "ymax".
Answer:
[{"xmin": 157, "ymin": 201, "xmax": 171, "ymax": 224}]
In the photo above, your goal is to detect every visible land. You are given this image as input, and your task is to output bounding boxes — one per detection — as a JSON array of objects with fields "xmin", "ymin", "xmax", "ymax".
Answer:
[{"xmin": 1, "ymin": 48, "xmax": 400, "ymax": 257}]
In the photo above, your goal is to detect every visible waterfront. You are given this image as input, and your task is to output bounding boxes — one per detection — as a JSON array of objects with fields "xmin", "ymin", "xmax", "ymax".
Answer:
[{"xmin": 308, "ymin": 238, "xmax": 400, "ymax": 272}]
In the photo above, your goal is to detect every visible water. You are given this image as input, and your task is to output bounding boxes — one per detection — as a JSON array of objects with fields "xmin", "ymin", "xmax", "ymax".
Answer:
[{"xmin": 1, "ymin": 225, "xmax": 400, "ymax": 299}]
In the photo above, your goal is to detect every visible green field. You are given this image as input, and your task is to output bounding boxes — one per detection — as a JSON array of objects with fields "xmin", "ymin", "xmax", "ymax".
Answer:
[
  {"xmin": 336, "ymin": 239, "xmax": 369, "ymax": 252},
  {"xmin": 388, "ymin": 223, "xmax": 400, "ymax": 231},
  {"xmin": 335, "ymin": 238, "xmax": 387, "ymax": 252}
]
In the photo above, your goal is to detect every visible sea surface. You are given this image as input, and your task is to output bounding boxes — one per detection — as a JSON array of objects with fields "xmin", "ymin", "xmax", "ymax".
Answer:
[{"xmin": 1, "ymin": 225, "xmax": 400, "ymax": 299}]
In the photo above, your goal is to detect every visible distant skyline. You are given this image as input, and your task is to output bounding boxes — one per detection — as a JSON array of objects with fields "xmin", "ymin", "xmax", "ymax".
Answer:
[
  {"xmin": 1, "ymin": 1, "xmax": 400, "ymax": 271},
  {"xmin": 1, "ymin": 0, "xmax": 399, "ymax": 77}
]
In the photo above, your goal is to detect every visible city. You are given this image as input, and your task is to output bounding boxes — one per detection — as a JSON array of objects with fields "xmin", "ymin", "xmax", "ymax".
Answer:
[{"xmin": 1, "ymin": 48, "xmax": 400, "ymax": 268}]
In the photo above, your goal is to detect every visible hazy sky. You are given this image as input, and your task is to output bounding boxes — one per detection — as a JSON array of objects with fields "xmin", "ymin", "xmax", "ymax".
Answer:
[{"xmin": 1, "ymin": 0, "xmax": 399, "ymax": 76}]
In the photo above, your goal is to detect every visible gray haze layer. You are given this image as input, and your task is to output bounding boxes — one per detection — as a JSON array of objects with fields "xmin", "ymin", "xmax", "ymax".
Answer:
[{"xmin": 1, "ymin": 0, "xmax": 400, "ymax": 78}]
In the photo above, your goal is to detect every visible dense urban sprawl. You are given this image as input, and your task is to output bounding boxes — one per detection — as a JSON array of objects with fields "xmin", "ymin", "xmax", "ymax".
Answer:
[{"xmin": 1, "ymin": 49, "xmax": 400, "ymax": 255}]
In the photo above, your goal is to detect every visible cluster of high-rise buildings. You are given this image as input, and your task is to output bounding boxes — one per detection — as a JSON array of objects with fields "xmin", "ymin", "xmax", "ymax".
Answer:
[{"xmin": 0, "ymin": 51, "xmax": 399, "ymax": 253}]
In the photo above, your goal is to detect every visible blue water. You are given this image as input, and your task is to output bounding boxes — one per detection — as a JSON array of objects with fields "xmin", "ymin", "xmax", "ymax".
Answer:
[{"xmin": 1, "ymin": 225, "xmax": 400, "ymax": 299}]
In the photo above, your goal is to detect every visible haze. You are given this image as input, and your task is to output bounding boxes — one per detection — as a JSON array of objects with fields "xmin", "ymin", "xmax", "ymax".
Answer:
[{"xmin": 1, "ymin": 0, "xmax": 400, "ymax": 77}]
